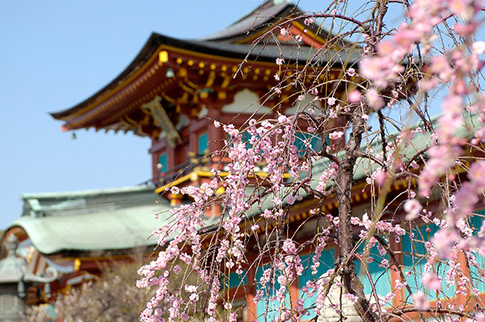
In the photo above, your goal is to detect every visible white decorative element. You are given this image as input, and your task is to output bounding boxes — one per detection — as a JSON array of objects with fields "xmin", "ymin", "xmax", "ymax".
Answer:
[
  {"xmin": 198, "ymin": 105, "xmax": 208, "ymax": 118},
  {"xmin": 317, "ymin": 277, "xmax": 362, "ymax": 322},
  {"xmin": 222, "ymin": 89, "xmax": 271, "ymax": 114},
  {"xmin": 285, "ymin": 94, "xmax": 322, "ymax": 115}
]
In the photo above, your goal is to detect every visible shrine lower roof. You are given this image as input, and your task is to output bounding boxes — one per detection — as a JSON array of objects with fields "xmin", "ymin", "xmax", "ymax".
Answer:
[
  {"xmin": 5, "ymin": 185, "xmax": 171, "ymax": 254},
  {"xmin": 9, "ymin": 204, "xmax": 166, "ymax": 254}
]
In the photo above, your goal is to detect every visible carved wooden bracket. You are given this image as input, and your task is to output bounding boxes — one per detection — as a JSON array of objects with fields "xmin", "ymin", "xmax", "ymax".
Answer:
[{"xmin": 142, "ymin": 96, "xmax": 183, "ymax": 147}]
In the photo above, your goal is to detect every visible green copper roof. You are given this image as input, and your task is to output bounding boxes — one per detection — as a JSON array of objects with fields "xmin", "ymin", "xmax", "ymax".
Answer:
[
  {"xmin": 10, "ymin": 185, "xmax": 173, "ymax": 254},
  {"xmin": 11, "ymin": 204, "xmax": 170, "ymax": 254}
]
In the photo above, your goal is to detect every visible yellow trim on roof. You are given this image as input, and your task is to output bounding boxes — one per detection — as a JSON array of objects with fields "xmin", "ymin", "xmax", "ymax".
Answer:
[
  {"xmin": 64, "ymin": 45, "xmax": 162, "ymax": 121},
  {"xmin": 64, "ymin": 42, "xmax": 307, "ymax": 124},
  {"xmin": 155, "ymin": 169, "xmax": 290, "ymax": 194},
  {"xmin": 292, "ymin": 21, "xmax": 335, "ymax": 50}
]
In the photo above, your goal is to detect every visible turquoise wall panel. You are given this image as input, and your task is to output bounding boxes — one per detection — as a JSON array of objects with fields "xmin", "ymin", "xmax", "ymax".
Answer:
[
  {"xmin": 222, "ymin": 270, "xmax": 248, "ymax": 290},
  {"xmin": 256, "ymin": 264, "xmax": 291, "ymax": 321},
  {"xmin": 354, "ymin": 242, "xmax": 392, "ymax": 297},
  {"xmin": 298, "ymin": 249, "xmax": 336, "ymax": 320},
  {"xmin": 198, "ymin": 133, "xmax": 208, "ymax": 154},
  {"xmin": 468, "ymin": 212, "xmax": 485, "ymax": 293},
  {"xmin": 159, "ymin": 154, "xmax": 167, "ymax": 173},
  {"xmin": 401, "ymin": 223, "xmax": 456, "ymax": 300}
]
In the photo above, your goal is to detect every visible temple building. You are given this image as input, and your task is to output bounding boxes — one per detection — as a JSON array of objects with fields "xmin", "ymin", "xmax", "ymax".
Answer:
[
  {"xmin": 0, "ymin": 1, "xmax": 390, "ymax": 321},
  {"xmin": 49, "ymin": 1, "xmax": 359, "ymax": 203},
  {"xmin": 4, "ymin": 1, "xmax": 477, "ymax": 321},
  {"xmin": 0, "ymin": 185, "xmax": 174, "ymax": 319}
]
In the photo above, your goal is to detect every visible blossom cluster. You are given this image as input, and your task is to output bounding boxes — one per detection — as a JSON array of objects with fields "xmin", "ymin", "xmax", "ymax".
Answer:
[
  {"xmin": 137, "ymin": 116, "xmax": 315, "ymax": 321},
  {"xmin": 134, "ymin": 0, "xmax": 485, "ymax": 319}
]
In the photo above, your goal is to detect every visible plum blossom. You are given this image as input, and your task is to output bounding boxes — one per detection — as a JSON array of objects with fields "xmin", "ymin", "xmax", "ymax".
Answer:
[
  {"xmin": 135, "ymin": 1, "xmax": 485, "ymax": 320},
  {"xmin": 366, "ymin": 88, "xmax": 385, "ymax": 109},
  {"xmin": 411, "ymin": 291, "xmax": 430, "ymax": 311},
  {"xmin": 185, "ymin": 285, "xmax": 197, "ymax": 293},
  {"xmin": 404, "ymin": 199, "xmax": 422, "ymax": 220},
  {"xmin": 278, "ymin": 115, "xmax": 289, "ymax": 123},
  {"xmin": 346, "ymin": 68, "xmax": 355, "ymax": 77},
  {"xmin": 473, "ymin": 41, "xmax": 485, "ymax": 54},
  {"xmin": 422, "ymin": 272, "xmax": 442, "ymax": 290},
  {"xmin": 348, "ymin": 90, "xmax": 362, "ymax": 103},
  {"xmin": 304, "ymin": 17, "xmax": 315, "ymax": 26},
  {"xmin": 329, "ymin": 131, "xmax": 344, "ymax": 140}
]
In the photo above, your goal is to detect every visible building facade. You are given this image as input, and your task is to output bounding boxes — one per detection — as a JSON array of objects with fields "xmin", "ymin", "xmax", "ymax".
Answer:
[{"xmin": 3, "ymin": 1, "xmax": 482, "ymax": 321}]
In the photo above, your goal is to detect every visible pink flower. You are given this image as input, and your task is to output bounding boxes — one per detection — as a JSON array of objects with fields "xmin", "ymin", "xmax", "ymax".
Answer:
[
  {"xmin": 379, "ymin": 259, "xmax": 390, "ymax": 268},
  {"xmin": 348, "ymin": 90, "xmax": 362, "ymax": 103},
  {"xmin": 404, "ymin": 199, "xmax": 422, "ymax": 220},
  {"xmin": 276, "ymin": 58, "xmax": 284, "ymax": 66},
  {"xmin": 475, "ymin": 312, "xmax": 485, "ymax": 322},
  {"xmin": 282, "ymin": 239, "xmax": 297, "ymax": 254},
  {"xmin": 329, "ymin": 131, "xmax": 344, "ymax": 140},
  {"xmin": 278, "ymin": 115, "xmax": 289, "ymax": 123},
  {"xmin": 366, "ymin": 88, "xmax": 385, "ymax": 109},
  {"xmin": 304, "ymin": 17, "xmax": 315, "ymax": 26},
  {"xmin": 450, "ymin": 0, "xmax": 474, "ymax": 21},
  {"xmin": 173, "ymin": 265, "xmax": 182, "ymax": 275},
  {"xmin": 411, "ymin": 291, "xmax": 430, "ymax": 311},
  {"xmin": 360, "ymin": 58, "xmax": 382, "ymax": 80},
  {"xmin": 422, "ymin": 272, "xmax": 441, "ymax": 290},
  {"xmin": 287, "ymin": 195, "xmax": 296, "ymax": 205},
  {"xmin": 431, "ymin": 229, "xmax": 459, "ymax": 259},
  {"xmin": 170, "ymin": 186, "xmax": 180, "ymax": 195},
  {"xmin": 344, "ymin": 293, "xmax": 358, "ymax": 303},
  {"xmin": 189, "ymin": 293, "xmax": 199, "ymax": 301},
  {"xmin": 280, "ymin": 28, "xmax": 288, "ymax": 36},
  {"xmin": 395, "ymin": 279, "xmax": 407, "ymax": 289},
  {"xmin": 346, "ymin": 68, "xmax": 356, "ymax": 77},
  {"xmin": 180, "ymin": 253, "xmax": 191, "ymax": 264},
  {"xmin": 327, "ymin": 97, "xmax": 336, "ymax": 105},
  {"xmin": 262, "ymin": 209, "xmax": 272, "ymax": 218},
  {"xmin": 185, "ymin": 285, "xmax": 197, "ymax": 293},
  {"xmin": 374, "ymin": 169, "xmax": 387, "ymax": 187},
  {"xmin": 473, "ymin": 41, "xmax": 485, "ymax": 54},
  {"xmin": 214, "ymin": 120, "xmax": 221, "ymax": 128}
]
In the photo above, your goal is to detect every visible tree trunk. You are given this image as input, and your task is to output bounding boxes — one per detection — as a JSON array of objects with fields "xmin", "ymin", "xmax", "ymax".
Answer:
[{"xmin": 336, "ymin": 108, "xmax": 378, "ymax": 321}]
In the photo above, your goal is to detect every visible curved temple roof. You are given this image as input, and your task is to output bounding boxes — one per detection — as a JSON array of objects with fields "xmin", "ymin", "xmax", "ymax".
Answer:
[
  {"xmin": 4, "ymin": 185, "xmax": 172, "ymax": 254},
  {"xmin": 9, "ymin": 204, "xmax": 166, "ymax": 254},
  {"xmin": 50, "ymin": 1, "xmax": 361, "ymax": 136}
]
